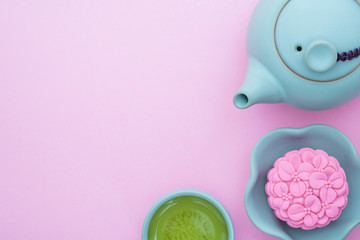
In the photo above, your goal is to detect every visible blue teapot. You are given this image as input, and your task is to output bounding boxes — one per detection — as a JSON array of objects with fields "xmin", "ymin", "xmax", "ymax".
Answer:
[{"xmin": 233, "ymin": 0, "xmax": 360, "ymax": 110}]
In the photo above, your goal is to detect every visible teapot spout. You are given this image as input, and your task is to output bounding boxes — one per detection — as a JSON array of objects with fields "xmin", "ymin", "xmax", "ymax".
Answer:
[{"xmin": 233, "ymin": 58, "xmax": 284, "ymax": 109}]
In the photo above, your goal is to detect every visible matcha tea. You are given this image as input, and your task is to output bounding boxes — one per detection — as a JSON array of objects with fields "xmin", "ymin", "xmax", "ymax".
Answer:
[{"xmin": 148, "ymin": 196, "xmax": 228, "ymax": 240}]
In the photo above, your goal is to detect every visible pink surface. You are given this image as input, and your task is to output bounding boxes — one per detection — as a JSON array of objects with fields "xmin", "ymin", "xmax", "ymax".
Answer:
[
  {"xmin": 0, "ymin": 1, "xmax": 360, "ymax": 239},
  {"xmin": 266, "ymin": 148, "xmax": 348, "ymax": 230}
]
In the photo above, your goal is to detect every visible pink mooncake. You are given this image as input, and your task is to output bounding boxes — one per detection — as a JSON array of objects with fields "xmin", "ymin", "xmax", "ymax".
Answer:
[{"xmin": 265, "ymin": 148, "xmax": 348, "ymax": 230}]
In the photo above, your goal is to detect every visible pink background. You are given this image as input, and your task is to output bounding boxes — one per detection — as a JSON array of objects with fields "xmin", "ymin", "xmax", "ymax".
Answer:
[{"xmin": 0, "ymin": 0, "xmax": 360, "ymax": 239}]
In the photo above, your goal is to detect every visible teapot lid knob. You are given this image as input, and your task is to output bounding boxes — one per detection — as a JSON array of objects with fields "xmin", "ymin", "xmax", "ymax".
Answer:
[{"xmin": 305, "ymin": 41, "xmax": 337, "ymax": 73}]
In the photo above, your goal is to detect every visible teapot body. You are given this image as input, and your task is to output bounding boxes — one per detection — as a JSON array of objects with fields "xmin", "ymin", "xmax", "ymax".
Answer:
[{"xmin": 234, "ymin": 0, "xmax": 360, "ymax": 110}]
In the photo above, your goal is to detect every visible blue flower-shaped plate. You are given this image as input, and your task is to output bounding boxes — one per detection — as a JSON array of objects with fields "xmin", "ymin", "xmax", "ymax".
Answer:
[{"xmin": 245, "ymin": 124, "xmax": 360, "ymax": 240}]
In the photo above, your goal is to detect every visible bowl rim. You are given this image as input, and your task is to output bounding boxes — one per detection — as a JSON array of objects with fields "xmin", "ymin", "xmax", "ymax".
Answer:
[
  {"xmin": 142, "ymin": 188, "xmax": 235, "ymax": 240},
  {"xmin": 244, "ymin": 124, "xmax": 360, "ymax": 240}
]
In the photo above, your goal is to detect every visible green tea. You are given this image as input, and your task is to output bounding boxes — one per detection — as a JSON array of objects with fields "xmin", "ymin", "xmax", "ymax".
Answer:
[{"xmin": 148, "ymin": 196, "xmax": 228, "ymax": 240}]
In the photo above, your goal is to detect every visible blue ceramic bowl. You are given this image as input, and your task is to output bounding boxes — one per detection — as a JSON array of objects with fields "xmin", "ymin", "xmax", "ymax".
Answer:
[
  {"xmin": 245, "ymin": 124, "xmax": 360, "ymax": 240},
  {"xmin": 142, "ymin": 189, "xmax": 235, "ymax": 240}
]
